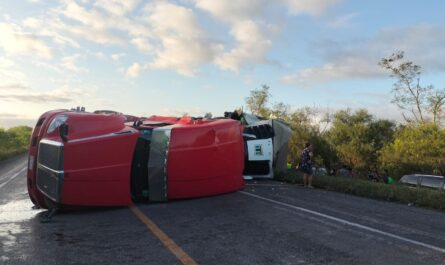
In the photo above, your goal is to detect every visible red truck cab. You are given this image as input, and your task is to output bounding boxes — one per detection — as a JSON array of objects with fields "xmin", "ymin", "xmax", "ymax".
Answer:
[{"xmin": 27, "ymin": 110, "xmax": 245, "ymax": 208}]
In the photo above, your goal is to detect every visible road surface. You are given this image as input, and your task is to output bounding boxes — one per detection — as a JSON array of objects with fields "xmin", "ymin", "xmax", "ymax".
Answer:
[{"xmin": 1, "ymin": 154, "xmax": 445, "ymax": 264}]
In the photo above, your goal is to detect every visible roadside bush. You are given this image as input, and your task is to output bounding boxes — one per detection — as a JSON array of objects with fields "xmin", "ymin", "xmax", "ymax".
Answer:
[
  {"xmin": 276, "ymin": 170, "xmax": 445, "ymax": 211},
  {"xmin": 0, "ymin": 126, "xmax": 32, "ymax": 161}
]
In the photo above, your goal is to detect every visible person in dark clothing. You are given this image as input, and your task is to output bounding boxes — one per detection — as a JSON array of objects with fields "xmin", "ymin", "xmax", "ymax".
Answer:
[{"xmin": 300, "ymin": 142, "xmax": 314, "ymax": 188}]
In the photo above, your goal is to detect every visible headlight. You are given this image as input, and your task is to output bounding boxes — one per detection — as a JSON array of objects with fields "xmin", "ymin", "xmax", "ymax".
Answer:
[{"xmin": 47, "ymin": 115, "xmax": 68, "ymax": 134}]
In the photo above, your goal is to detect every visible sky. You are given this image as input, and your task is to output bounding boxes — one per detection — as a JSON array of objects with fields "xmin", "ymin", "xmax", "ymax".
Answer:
[{"xmin": 1, "ymin": 0, "xmax": 445, "ymax": 128}]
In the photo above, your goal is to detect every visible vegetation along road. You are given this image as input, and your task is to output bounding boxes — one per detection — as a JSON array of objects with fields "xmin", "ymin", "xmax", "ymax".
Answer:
[{"xmin": 1, "ymin": 155, "xmax": 445, "ymax": 265}]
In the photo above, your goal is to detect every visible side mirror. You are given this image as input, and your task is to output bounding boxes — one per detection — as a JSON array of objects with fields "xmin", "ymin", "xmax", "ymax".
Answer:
[{"xmin": 59, "ymin": 123, "xmax": 69, "ymax": 142}]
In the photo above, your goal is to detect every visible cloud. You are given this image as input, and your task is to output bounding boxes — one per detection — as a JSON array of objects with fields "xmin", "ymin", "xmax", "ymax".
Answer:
[
  {"xmin": 327, "ymin": 13, "xmax": 358, "ymax": 28},
  {"xmin": 0, "ymin": 113, "xmax": 19, "ymax": 118},
  {"xmin": 0, "ymin": 86, "xmax": 88, "ymax": 103},
  {"xmin": 193, "ymin": 0, "xmax": 274, "ymax": 72},
  {"xmin": 9, "ymin": 0, "xmax": 345, "ymax": 78},
  {"xmin": 284, "ymin": 0, "xmax": 342, "ymax": 16},
  {"xmin": 144, "ymin": 1, "xmax": 221, "ymax": 76},
  {"xmin": 282, "ymin": 57, "xmax": 385, "ymax": 85},
  {"xmin": 193, "ymin": 0, "xmax": 268, "ymax": 23},
  {"xmin": 0, "ymin": 22, "xmax": 52, "ymax": 59},
  {"xmin": 131, "ymin": 38, "xmax": 152, "ymax": 53},
  {"xmin": 0, "ymin": 83, "xmax": 30, "ymax": 91},
  {"xmin": 215, "ymin": 20, "xmax": 272, "ymax": 71},
  {"xmin": 0, "ymin": 57, "xmax": 14, "ymax": 68},
  {"xmin": 0, "ymin": 56, "xmax": 27, "ymax": 83},
  {"xmin": 193, "ymin": 0, "xmax": 339, "ymax": 72},
  {"xmin": 283, "ymin": 25, "xmax": 445, "ymax": 85},
  {"xmin": 111, "ymin": 53, "xmax": 126, "ymax": 61},
  {"xmin": 94, "ymin": 0, "xmax": 141, "ymax": 16},
  {"xmin": 126, "ymin": 63, "xmax": 141, "ymax": 78},
  {"xmin": 60, "ymin": 54, "xmax": 86, "ymax": 72}
]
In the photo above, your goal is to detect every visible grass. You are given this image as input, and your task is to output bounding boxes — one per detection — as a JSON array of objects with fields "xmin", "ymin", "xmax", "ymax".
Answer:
[{"xmin": 275, "ymin": 170, "xmax": 445, "ymax": 211}]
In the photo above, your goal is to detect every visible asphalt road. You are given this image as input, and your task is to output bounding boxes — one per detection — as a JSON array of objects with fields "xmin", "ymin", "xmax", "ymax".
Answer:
[{"xmin": 1, "ymin": 154, "xmax": 445, "ymax": 265}]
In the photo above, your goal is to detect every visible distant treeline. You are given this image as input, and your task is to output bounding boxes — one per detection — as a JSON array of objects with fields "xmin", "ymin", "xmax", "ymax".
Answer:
[{"xmin": 0, "ymin": 126, "xmax": 32, "ymax": 161}]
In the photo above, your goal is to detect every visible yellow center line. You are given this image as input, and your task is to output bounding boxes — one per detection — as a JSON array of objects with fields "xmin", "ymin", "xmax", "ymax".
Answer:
[{"xmin": 129, "ymin": 204, "xmax": 198, "ymax": 265}]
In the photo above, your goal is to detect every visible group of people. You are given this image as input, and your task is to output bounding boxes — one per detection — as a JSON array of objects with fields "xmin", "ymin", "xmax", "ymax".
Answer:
[
  {"xmin": 297, "ymin": 142, "xmax": 394, "ymax": 187},
  {"xmin": 368, "ymin": 168, "xmax": 394, "ymax": 184}
]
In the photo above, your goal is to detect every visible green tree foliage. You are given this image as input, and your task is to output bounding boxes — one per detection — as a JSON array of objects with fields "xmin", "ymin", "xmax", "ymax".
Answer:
[
  {"xmin": 243, "ymin": 84, "xmax": 445, "ymax": 178},
  {"xmin": 379, "ymin": 51, "xmax": 445, "ymax": 125},
  {"xmin": 379, "ymin": 124, "xmax": 445, "ymax": 177},
  {"xmin": 0, "ymin": 126, "xmax": 32, "ymax": 161},
  {"xmin": 326, "ymin": 109, "xmax": 395, "ymax": 171},
  {"xmin": 245, "ymin": 84, "xmax": 272, "ymax": 117},
  {"xmin": 286, "ymin": 108, "xmax": 337, "ymax": 169}
]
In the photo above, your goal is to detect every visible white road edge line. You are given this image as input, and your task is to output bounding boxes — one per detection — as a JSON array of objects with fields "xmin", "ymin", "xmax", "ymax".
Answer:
[
  {"xmin": 240, "ymin": 190, "xmax": 445, "ymax": 254},
  {"xmin": 0, "ymin": 162, "xmax": 27, "ymax": 181},
  {"xmin": 0, "ymin": 167, "xmax": 26, "ymax": 189}
]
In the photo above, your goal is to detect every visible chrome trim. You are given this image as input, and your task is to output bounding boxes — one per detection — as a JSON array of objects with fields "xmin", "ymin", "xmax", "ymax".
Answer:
[
  {"xmin": 243, "ymin": 133, "xmax": 257, "ymax": 139},
  {"xmin": 36, "ymin": 164, "xmax": 64, "ymax": 203},
  {"xmin": 40, "ymin": 139, "xmax": 64, "ymax": 147},
  {"xmin": 148, "ymin": 127, "xmax": 171, "ymax": 201},
  {"xmin": 70, "ymin": 130, "xmax": 137, "ymax": 143},
  {"xmin": 37, "ymin": 163, "xmax": 64, "ymax": 174}
]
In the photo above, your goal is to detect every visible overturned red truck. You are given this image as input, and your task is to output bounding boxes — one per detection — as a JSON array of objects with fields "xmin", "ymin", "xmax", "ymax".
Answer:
[{"xmin": 27, "ymin": 109, "xmax": 291, "ymax": 209}]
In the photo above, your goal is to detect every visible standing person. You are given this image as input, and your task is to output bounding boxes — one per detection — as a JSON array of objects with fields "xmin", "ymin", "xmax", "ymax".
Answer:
[{"xmin": 300, "ymin": 142, "xmax": 314, "ymax": 188}]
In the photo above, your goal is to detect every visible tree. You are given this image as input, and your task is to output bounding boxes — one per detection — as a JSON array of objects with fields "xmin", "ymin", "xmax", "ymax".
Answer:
[
  {"xmin": 379, "ymin": 124, "xmax": 445, "ymax": 177},
  {"xmin": 270, "ymin": 102, "xmax": 290, "ymax": 120},
  {"xmin": 245, "ymin": 85, "xmax": 271, "ymax": 117},
  {"xmin": 286, "ymin": 107, "xmax": 337, "ymax": 169},
  {"xmin": 379, "ymin": 51, "xmax": 445, "ymax": 125},
  {"xmin": 326, "ymin": 109, "xmax": 395, "ymax": 171}
]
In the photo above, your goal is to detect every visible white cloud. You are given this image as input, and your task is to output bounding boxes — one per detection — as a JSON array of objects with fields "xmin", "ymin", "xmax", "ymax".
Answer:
[
  {"xmin": 23, "ymin": 17, "xmax": 81, "ymax": 48},
  {"xmin": 126, "ymin": 63, "xmax": 141, "ymax": 78},
  {"xmin": 284, "ymin": 0, "xmax": 341, "ymax": 16},
  {"xmin": 94, "ymin": 0, "xmax": 141, "ymax": 16},
  {"xmin": 193, "ymin": 0, "xmax": 267, "ymax": 23},
  {"xmin": 0, "ymin": 22, "xmax": 52, "ymax": 59},
  {"xmin": 0, "ymin": 57, "xmax": 14, "ymax": 68},
  {"xmin": 0, "ymin": 83, "xmax": 30, "ymax": 91},
  {"xmin": 193, "ymin": 0, "xmax": 338, "ymax": 72},
  {"xmin": 22, "ymin": 17, "xmax": 42, "ymax": 28},
  {"xmin": 0, "ymin": 86, "xmax": 88, "ymax": 103},
  {"xmin": 60, "ymin": 54, "xmax": 86, "ymax": 73},
  {"xmin": 193, "ymin": 0, "xmax": 275, "ymax": 72},
  {"xmin": 0, "ymin": 56, "xmax": 27, "ymax": 83},
  {"xmin": 283, "ymin": 25, "xmax": 445, "ymax": 85},
  {"xmin": 131, "ymin": 38, "xmax": 152, "ymax": 52},
  {"xmin": 215, "ymin": 20, "xmax": 272, "ymax": 71},
  {"xmin": 327, "ymin": 13, "xmax": 358, "ymax": 28},
  {"xmin": 4, "ymin": 0, "xmax": 347, "ymax": 80},
  {"xmin": 111, "ymin": 53, "xmax": 126, "ymax": 61},
  {"xmin": 282, "ymin": 57, "xmax": 384, "ymax": 85},
  {"xmin": 144, "ymin": 1, "xmax": 221, "ymax": 76}
]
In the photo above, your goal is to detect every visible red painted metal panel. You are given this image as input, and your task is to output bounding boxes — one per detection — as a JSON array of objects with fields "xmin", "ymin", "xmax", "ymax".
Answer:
[
  {"xmin": 58, "ymin": 112, "xmax": 138, "ymax": 206},
  {"xmin": 167, "ymin": 119, "xmax": 245, "ymax": 199}
]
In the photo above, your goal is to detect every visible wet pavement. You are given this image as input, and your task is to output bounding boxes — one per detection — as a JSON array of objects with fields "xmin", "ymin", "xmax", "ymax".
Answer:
[{"xmin": 1, "ymin": 154, "xmax": 445, "ymax": 264}]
